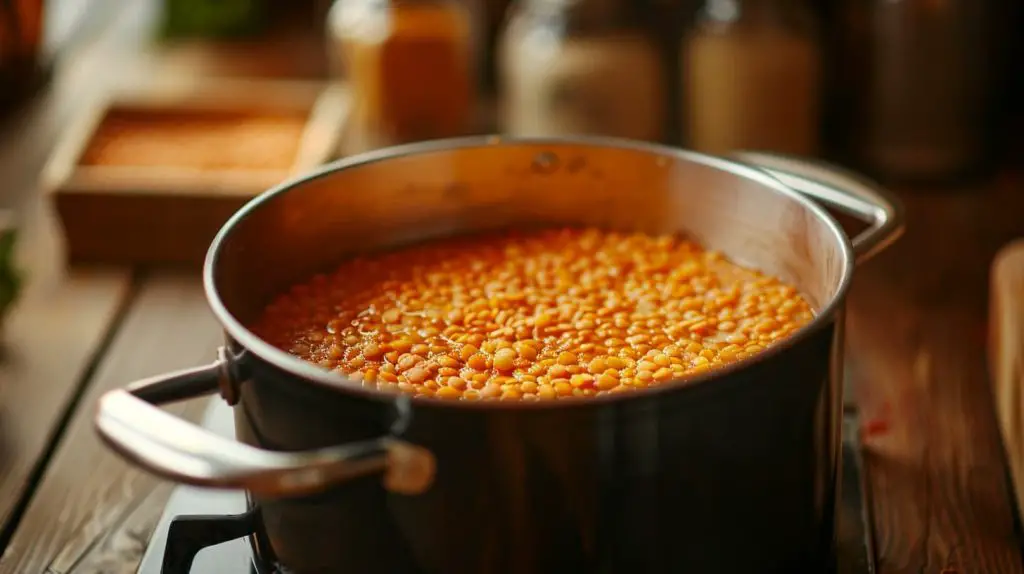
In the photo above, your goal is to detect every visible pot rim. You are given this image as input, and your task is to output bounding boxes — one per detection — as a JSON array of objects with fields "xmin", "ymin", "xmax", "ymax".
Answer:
[{"xmin": 202, "ymin": 135, "xmax": 854, "ymax": 410}]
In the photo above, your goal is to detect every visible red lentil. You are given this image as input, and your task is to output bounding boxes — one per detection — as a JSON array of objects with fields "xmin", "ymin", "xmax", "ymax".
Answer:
[{"xmin": 253, "ymin": 227, "xmax": 814, "ymax": 401}]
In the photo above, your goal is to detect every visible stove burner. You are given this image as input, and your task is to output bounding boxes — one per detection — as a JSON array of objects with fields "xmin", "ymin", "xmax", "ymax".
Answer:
[{"xmin": 161, "ymin": 509, "xmax": 264, "ymax": 573}]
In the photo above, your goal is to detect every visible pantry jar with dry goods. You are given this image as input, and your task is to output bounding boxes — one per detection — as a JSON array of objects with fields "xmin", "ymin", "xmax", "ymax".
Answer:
[
  {"xmin": 682, "ymin": 0, "xmax": 822, "ymax": 156},
  {"xmin": 326, "ymin": 0, "xmax": 480, "ymax": 149},
  {"xmin": 833, "ymin": 0, "xmax": 998, "ymax": 183},
  {"xmin": 1, "ymin": 0, "xmax": 47, "ymax": 113},
  {"xmin": 498, "ymin": 0, "xmax": 667, "ymax": 141}
]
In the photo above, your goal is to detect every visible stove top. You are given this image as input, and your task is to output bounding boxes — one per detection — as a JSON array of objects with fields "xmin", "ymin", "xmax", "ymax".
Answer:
[{"xmin": 137, "ymin": 401, "xmax": 876, "ymax": 574}]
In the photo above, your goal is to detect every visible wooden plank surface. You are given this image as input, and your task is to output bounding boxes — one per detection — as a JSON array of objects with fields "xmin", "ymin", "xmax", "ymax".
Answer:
[
  {"xmin": 991, "ymin": 240, "xmax": 1024, "ymax": 523},
  {"xmin": 67, "ymin": 482, "xmax": 177, "ymax": 574},
  {"xmin": 847, "ymin": 173, "xmax": 1024, "ymax": 573},
  {"xmin": 0, "ymin": 273, "xmax": 220, "ymax": 574},
  {"xmin": 0, "ymin": 261, "xmax": 129, "ymax": 536},
  {"xmin": 0, "ymin": 0, "xmax": 142, "ymax": 550}
]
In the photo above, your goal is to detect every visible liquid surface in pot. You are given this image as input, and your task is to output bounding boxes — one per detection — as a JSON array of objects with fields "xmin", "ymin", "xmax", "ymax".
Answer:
[{"xmin": 252, "ymin": 227, "xmax": 814, "ymax": 400}]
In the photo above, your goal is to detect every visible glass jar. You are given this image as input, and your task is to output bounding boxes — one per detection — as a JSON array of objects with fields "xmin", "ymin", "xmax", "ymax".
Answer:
[
  {"xmin": 0, "ymin": 0, "xmax": 46, "ymax": 114},
  {"xmin": 498, "ymin": 0, "xmax": 667, "ymax": 142},
  {"xmin": 833, "ymin": 0, "xmax": 997, "ymax": 183},
  {"xmin": 327, "ymin": 0, "xmax": 480, "ymax": 149},
  {"xmin": 681, "ymin": 0, "xmax": 822, "ymax": 156}
]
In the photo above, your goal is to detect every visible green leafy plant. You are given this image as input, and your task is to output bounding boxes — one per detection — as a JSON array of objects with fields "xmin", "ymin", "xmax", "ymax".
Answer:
[{"xmin": 161, "ymin": 0, "xmax": 268, "ymax": 39}]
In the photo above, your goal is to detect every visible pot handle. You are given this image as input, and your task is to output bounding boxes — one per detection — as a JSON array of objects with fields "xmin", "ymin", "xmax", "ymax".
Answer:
[
  {"xmin": 94, "ymin": 349, "xmax": 436, "ymax": 499},
  {"xmin": 732, "ymin": 151, "xmax": 905, "ymax": 264}
]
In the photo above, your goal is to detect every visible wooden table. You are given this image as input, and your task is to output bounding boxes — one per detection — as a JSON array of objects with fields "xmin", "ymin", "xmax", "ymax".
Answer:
[
  {"xmin": 846, "ymin": 173, "xmax": 1024, "ymax": 574},
  {"xmin": 0, "ymin": 6, "xmax": 1022, "ymax": 574}
]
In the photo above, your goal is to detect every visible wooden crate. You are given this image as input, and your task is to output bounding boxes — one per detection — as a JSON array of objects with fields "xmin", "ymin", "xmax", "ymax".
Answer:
[{"xmin": 43, "ymin": 79, "xmax": 350, "ymax": 267}]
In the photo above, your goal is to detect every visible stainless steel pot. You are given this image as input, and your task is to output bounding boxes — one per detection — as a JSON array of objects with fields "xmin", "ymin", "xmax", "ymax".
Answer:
[{"xmin": 96, "ymin": 137, "xmax": 902, "ymax": 574}]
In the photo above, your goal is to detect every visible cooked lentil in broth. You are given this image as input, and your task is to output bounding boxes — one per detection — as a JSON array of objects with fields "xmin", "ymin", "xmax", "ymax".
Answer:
[{"xmin": 253, "ymin": 227, "xmax": 814, "ymax": 400}]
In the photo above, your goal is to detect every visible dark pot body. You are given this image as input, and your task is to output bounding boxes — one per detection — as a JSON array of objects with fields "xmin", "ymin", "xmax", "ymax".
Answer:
[
  {"xmin": 94, "ymin": 137, "xmax": 902, "ymax": 574},
  {"xmin": 233, "ymin": 314, "xmax": 843, "ymax": 574}
]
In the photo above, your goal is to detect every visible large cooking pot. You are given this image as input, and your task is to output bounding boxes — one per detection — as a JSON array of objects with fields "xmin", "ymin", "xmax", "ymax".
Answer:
[{"xmin": 95, "ymin": 137, "xmax": 902, "ymax": 574}]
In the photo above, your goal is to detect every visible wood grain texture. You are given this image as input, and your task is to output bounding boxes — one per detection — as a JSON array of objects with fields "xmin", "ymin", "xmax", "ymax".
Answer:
[
  {"xmin": 0, "ymin": 266, "xmax": 130, "ymax": 533},
  {"xmin": 65, "ymin": 482, "xmax": 176, "ymax": 574},
  {"xmin": 0, "ymin": 273, "xmax": 220, "ymax": 574},
  {"xmin": 0, "ymin": 0, "xmax": 138, "ymax": 549},
  {"xmin": 847, "ymin": 173, "xmax": 1024, "ymax": 573},
  {"xmin": 991, "ymin": 240, "xmax": 1024, "ymax": 521}
]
